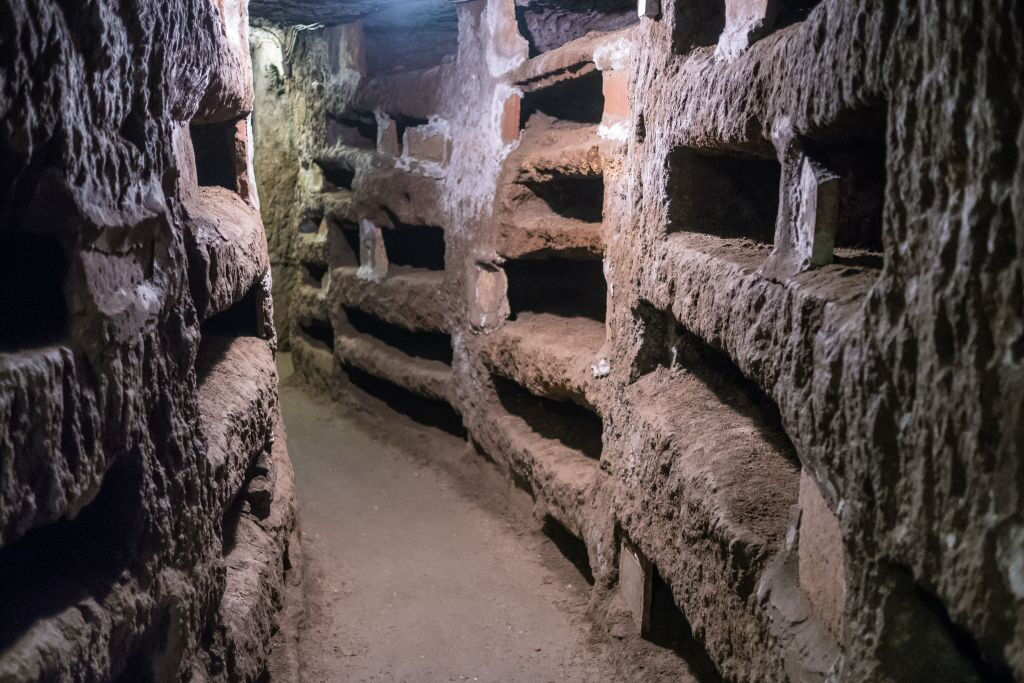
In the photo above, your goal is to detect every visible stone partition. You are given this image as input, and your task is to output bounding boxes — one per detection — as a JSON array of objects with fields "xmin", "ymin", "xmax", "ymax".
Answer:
[{"xmin": 0, "ymin": 0, "xmax": 295, "ymax": 679}]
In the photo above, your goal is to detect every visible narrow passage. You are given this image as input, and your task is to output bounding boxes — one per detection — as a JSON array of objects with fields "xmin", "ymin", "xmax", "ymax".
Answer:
[{"xmin": 278, "ymin": 355, "xmax": 620, "ymax": 681}]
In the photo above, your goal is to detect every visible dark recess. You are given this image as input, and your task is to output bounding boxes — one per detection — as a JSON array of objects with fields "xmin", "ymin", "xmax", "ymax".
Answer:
[
  {"xmin": 523, "ymin": 174, "xmax": 604, "ymax": 223},
  {"xmin": 190, "ymin": 120, "xmax": 238, "ymax": 191},
  {"xmin": 520, "ymin": 70, "xmax": 605, "ymax": 126},
  {"xmin": 505, "ymin": 257, "xmax": 607, "ymax": 321},
  {"xmin": 341, "ymin": 306, "xmax": 453, "ymax": 365},
  {"xmin": 326, "ymin": 110, "xmax": 378, "ymax": 149},
  {"xmin": 316, "ymin": 159, "xmax": 355, "ymax": 191},
  {"xmin": 666, "ymin": 148, "xmax": 781, "ymax": 243},
  {"xmin": 342, "ymin": 363, "xmax": 465, "ymax": 437},
  {"xmin": 632, "ymin": 303, "xmax": 800, "ymax": 468},
  {"xmin": 0, "ymin": 230, "xmax": 69, "ymax": 351},
  {"xmin": 381, "ymin": 223, "xmax": 446, "ymax": 271},
  {"xmin": 493, "ymin": 375, "xmax": 603, "ymax": 459},
  {"xmin": 0, "ymin": 456, "xmax": 143, "ymax": 652},
  {"xmin": 299, "ymin": 318, "xmax": 335, "ymax": 352},
  {"xmin": 647, "ymin": 566, "xmax": 722, "ymax": 682},
  {"xmin": 328, "ymin": 219, "xmax": 361, "ymax": 267},
  {"xmin": 672, "ymin": 0, "xmax": 725, "ymax": 54},
  {"xmin": 195, "ymin": 285, "xmax": 264, "ymax": 383},
  {"xmin": 515, "ymin": 0, "xmax": 638, "ymax": 56},
  {"xmin": 803, "ymin": 105, "xmax": 888, "ymax": 259},
  {"xmin": 542, "ymin": 516, "xmax": 594, "ymax": 584},
  {"xmin": 392, "ymin": 114, "xmax": 430, "ymax": 148},
  {"xmin": 302, "ymin": 261, "xmax": 328, "ymax": 288},
  {"xmin": 775, "ymin": 0, "xmax": 825, "ymax": 28}
]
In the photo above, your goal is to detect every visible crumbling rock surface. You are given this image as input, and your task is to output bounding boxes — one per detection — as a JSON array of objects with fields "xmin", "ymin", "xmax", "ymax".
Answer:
[{"xmin": 0, "ymin": 0, "xmax": 296, "ymax": 679}]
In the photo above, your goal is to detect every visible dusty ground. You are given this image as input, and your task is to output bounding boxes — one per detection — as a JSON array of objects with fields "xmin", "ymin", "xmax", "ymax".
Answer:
[{"xmin": 278, "ymin": 354, "xmax": 630, "ymax": 681}]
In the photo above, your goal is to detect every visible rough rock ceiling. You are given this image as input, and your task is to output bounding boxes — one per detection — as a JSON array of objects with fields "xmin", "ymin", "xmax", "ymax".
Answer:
[{"xmin": 249, "ymin": 0, "xmax": 455, "ymax": 28}]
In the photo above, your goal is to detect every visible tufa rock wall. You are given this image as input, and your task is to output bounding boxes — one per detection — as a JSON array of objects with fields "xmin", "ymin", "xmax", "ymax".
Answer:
[
  {"xmin": 0, "ymin": 0, "xmax": 296, "ymax": 679},
  {"xmin": 252, "ymin": 0, "xmax": 1023, "ymax": 680}
]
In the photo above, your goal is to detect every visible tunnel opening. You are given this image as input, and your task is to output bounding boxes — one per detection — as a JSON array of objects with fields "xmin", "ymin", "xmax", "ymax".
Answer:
[
  {"xmin": 514, "ymin": 0, "xmax": 638, "ymax": 56},
  {"xmin": 520, "ymin": 70, "xmax": 605, "ymax": 126},
  {"xmin": 0, "ymin": 230, "xmax": 69, "ymax": 351},
  {"xmin": 298, "ymin": 318, "xmax": 335, "ymax": 353},
  {"xmin": 542, "ymin": 516, "xmax": 595, "ymax": 584},
  {"xmin": 0, "ymin": 455, "xmax": 144, "ymax": 652},
  {"xmin": 381, "ymin": 223, "xmax": 446, "ymax": 271},
  {"xmin": 190, "ymin": 120, "xmax": 239, "ymax": 192},
  {"xmin": 341, "ymin": 307, "xmax": 453, "ymax": 365},
  {"xmin": 666, "ymin": 147, "xmax": 781, "ymax": 244},
  {"xmin": 342, "ymin": 363, "xmax": 465, "ymax": 436},
  {"xmin": 493, "ymin": 375, "xmax": 603, "ymax": 459},
  {"xmin": 363, "ymin": 1, "xmax": 458, "ymax": 77},
  {"xmin": 672, "ymin": 0, "xmax": 726, "ymax": 54},
  {"xmin": 647, "ymin": 566, "xmax": 722, "ymax": 681},
  {"xmin": 521, "ymin": 174, "xmax": 604, "ymax": 223},
  {"xmin": 326, "ymin": 110, "xmax": 378, "ymax": 149},
  {"xmin": 504, "ymin": 257, "xmax": 607, "ymax": 322}
]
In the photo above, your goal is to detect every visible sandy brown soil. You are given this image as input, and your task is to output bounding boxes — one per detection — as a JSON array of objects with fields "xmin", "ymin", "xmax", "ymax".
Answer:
[{"xmin": 278, "ymin": 354, "xmax": 630, "ymax": 681}]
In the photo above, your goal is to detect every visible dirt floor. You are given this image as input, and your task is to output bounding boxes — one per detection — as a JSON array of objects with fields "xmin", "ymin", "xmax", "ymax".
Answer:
[{"xmin": 277, "ymin": 354, "xmax": 642, "ymax": 681}]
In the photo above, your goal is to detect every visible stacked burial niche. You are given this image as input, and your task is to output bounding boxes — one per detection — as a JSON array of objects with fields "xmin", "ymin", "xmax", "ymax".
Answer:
[{"xmin": 249, "ymin": 0, "xmax": 1024, "ymax": 679}]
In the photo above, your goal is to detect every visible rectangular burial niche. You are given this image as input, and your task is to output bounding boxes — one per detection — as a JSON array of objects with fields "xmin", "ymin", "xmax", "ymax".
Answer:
[
  {"xmin": 341, "ymin": 306, "xmax": 453, "ymax": 365},
  {"xmin": 520, "ymin": 69, "xmax": 604, "ymax": 126},
  {"xmin": 381, "ymin": 219, "xmax": 446, "ymax": 271},
  {"xmin": 514, "ymin": 0, "xmax": 638, "ymax": 56},
  {"xmin": 302, "ymin": 260, "xmax": 329, "ymax": 288},
  {"xmin": 298, "ymin": 318, "xmax": 335, "ymax": 353},
  {"xmin": 802, "ymin": 105, "xmax": 888, "ymax": 268},
  {"xmin": 315, "ymin": 158, "xmax": 356, "ymax": 192},
  {"xmin": 326, "ymin": 110, "xmax": 378, "ymax": 149},
  {"xmin": 0, "ymin": 455, "xmax": 143, "ymax": 653},
  {"xmin": 342, "ymin": 363, "xmax": 465, "ymax": 436},
  {"xmin": 666, "ymin": 147, "xmax": 781, "ymax": 245},
  {"xmin": 631, "ymin": 302, "xmax": 799, "ymax": 468},
  {"xmin": 190, "ymin": 119, "xmax": 239, "ymax": 192},
  {"xmin": 391, "ymin": 114, "xmax": 430, "ymax": 149},
  {"xmin": 542, "ymin": 515, "xmax": 594, "ymax": 584},
  {"xmin": 647, "ymin": 565, "xmax": 722, "ymax": 681},
  {"xmin": 504, "ymin": 257, "xmax": 607, "ymax": 322},
  {"xmin": 492, "ymin": 375, "xmax": 603, "ymax": 460},
  {"xmin": 196, "ymin": 285, "xmax": 264, "ymax": 383},
  {"xmin": 0, "ymin": 230, "xmax": 69, "ymax": 351},
  {"xmin": 672, "ymin": 0, "xmax": 726, "ymax": 54},
  {"xmin": 520, "ymin": 171, "xmax": 604, "ymax": 223},
  {"xmin": 328, "ymin": 218, "xmax": 361, "ymax": 268}
]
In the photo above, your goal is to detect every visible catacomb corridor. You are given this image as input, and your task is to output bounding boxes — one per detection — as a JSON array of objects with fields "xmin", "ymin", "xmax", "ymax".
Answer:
[{"xmin": 1, "ymin": 0, "xmax": 1022, "ymax": 680}]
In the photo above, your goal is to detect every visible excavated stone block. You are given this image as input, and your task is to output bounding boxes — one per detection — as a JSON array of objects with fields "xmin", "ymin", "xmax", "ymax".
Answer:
[
  {"xmin": 718, "ymin": 0, "xmax": 777, "ymax": 59},
  {"xmin": 404, "ymin": 126, "xmax": 451, "ymax": 165},
  {"xmin": 501, "ymin": 93, "xmax": 522, "ymax": 143},
  {"xmin": 378, "ymin": 115, "xmax": 401, "ymax": 156},
  {"xmin": 358, "ymin": 218, "xmax": 388, "ymax": 282},
  {"xmin": 602, "ymin": 69, "xmax": 630, "ymax": 123},
  {"xmin": 470, "ymin": 260, "xmax": 510, "ymax": 331},
  {"xmin": 619, "ymin": 536, "xmax": 652, "ymax": 635},
  {"xmin": 798, "ymin": 469, "xmax": 846, "ymax": 642}
]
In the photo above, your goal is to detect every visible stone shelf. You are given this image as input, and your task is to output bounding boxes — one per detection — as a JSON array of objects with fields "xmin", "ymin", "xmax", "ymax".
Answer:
[
  {"xmin": 510, "ymin": 30, "xmax": 623, "ymax": 90},
  {"xmin": 481, "ymin": 312, "xmax": 603, "ymax": 408},
  {"xmin": 184, "ymin": 186, "xmax": 269, "ymax": 322},
  {"xmin": 196, "ymin": 335, "xmax": 278, "ymax": 517},
  {"xmin": 335, "ymin": 332, "xmax": 455, "ymax": 405},
  {"xmin": 331, "ymin": 266, "xmax": 450, "ymax": 333}
]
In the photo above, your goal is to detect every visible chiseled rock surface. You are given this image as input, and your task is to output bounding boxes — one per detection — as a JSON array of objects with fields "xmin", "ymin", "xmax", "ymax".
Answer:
[
  {"xmin": 254, "ymin": 0, "xmax": 1023, "ymax": 680},
  {"xmin": 0, "ymin": 0, "xmax": 295, "ymax": 679}
]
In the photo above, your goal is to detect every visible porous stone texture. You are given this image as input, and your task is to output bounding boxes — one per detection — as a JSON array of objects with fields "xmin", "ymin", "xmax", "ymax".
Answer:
[
  {"xmin": 0, "ymin": 0, "xmax": 296, "ymax": 679},
  {"xmin": 250, "ymin": 0, "xmax": 1023, "ymax": 680}
]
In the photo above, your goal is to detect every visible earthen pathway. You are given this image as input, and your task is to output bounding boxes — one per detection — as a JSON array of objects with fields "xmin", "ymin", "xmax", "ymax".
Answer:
[{"xmin": 277, "ymin": 355, "xmax": 620, "ymax": 682}]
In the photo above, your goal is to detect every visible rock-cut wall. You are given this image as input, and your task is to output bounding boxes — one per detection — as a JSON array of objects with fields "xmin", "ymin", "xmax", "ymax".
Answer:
[
  {"xmin": 253, "ymin": 0, "xmax": 1024, "ymax": 680},
  {"xmin": 0, "ymin": 0, "xmax": 296, "ymax": 679}
]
